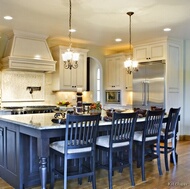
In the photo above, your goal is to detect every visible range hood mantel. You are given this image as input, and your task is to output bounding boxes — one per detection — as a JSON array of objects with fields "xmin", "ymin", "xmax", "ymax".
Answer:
[{"xmin": 1, "ymin": 30, "xmax": 56, "ymax": 72}]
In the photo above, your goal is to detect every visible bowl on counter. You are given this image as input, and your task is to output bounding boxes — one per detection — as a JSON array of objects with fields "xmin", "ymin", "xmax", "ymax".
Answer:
[
  {"xmin": 105, "ymin": 109, "xmax": 125, "ymax": 117},
  {"xmin": 150, "ymin": 106, "xmax": 163, "ymax": 111},
  {"xmin": 133, "ymin": 108, "xmax": 147, "ymax": 118}
]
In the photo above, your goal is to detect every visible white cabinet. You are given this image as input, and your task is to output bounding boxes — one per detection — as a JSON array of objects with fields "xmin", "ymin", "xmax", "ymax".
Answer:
[
  {"xmin": 105, "ymin": 55, "xmax": 123, "ymax": 89},
  {"xmin": 133, "ymin": 42, "xmax": 166, "ymax": 62},
  {"xmin": 125, "ymin": 71, "xmax": 133, "ymax": 91},
  {"xmin": 105, "ymin": 54, "xmax": 133, "ymax": 91},
  {"xmin": 105, "ymin": 54, "xmax": 129, "ymax": 90},
  {"xmin": 51, "ymin": 46, "xmax": 88, "ymax": 91}
]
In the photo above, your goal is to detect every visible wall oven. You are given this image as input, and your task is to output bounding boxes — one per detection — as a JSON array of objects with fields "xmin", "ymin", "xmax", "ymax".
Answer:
[{"xmin": 105, "ymin": 90, "xmax": 121, "ymax": 104}]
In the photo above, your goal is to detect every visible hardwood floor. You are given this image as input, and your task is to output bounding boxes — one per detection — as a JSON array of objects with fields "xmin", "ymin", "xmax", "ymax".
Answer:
[{"xmin": 1, "ymin": 141, "xmax": 190, "ymax": 189}]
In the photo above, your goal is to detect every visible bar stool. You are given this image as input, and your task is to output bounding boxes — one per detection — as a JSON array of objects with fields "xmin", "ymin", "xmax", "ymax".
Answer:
[
  {"xmin": 49, "ymin": 114, "xmax": 100, "ymax": 189},
  {"xmin": 133, "ymin": 109, "xmax": 165, "ymax": 181},
  {"xmin": 160, "ymin": 107, "xmax": 180, "ymax": 171},
  {"xmin": 96, "ymin": 112, "xmax": 138, "ymax": 188}
]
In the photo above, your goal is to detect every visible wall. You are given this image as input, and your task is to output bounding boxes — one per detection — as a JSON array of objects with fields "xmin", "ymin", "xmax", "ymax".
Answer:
[{"xmin": 183, "ymin": 40, "xmax": 190, "ymax": 136}]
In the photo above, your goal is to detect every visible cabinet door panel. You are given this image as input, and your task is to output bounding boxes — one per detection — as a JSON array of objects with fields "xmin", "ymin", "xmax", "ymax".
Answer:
[
  {"xmin": 134, "ymin": 42, "xmax": 165, "ymax": 62},
  {"xmin": 105, "ymin": 58, "xmax": 114, "ymax": 88},
  {"xmin": 0, "ymin": 127, "xmax": 3, "ymax": 166},
  {"xmin": 134, "ymin": 47, "xmax": 148, "ymax": 61},
  {"xmin": 125, "ymin": 72, "xmax": 133, "ymax": 91},
  {"xmin": 74, "ymin": 53, "xmax": 86, "ymax": 88},
  {"xmin": 150, "ymin": 44, "xmax": 165, "ymax": 60},
  {"xmin": 114, "ymin": 57, "xmax": 122, "ymax": 87},
  {"xmin": 105, "ymin": 56, "xmax": 123, "ymax": 89},
  {"xmin": 62, "ymin": 67, "xmax": 72, "ymax": 88}
]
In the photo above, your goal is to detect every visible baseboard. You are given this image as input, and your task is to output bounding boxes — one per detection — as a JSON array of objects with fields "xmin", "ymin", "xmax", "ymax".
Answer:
[{"xmin": 179, "ymin": 135, "xmax": 190, "ymax": 141}]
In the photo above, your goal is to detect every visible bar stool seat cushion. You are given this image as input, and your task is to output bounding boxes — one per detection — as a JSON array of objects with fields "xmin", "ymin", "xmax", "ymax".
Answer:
[
  {"xmin": 160, "ymin": 129, "xmax": 173, "ymax": 136},
  {"xmin": 96, "ymin": 135, "xmax": 129, "ymax": 148},
  {"xmin": 50, "ymin": 140, "xmax": 92, "ymax": 154},
  {"xmin": 134, "ymin": 131, "xmax": 157, "ymax": 141}
]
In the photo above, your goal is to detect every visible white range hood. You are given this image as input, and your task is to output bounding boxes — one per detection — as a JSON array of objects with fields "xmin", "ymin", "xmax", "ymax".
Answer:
[{"xmin": 1, "ymin": 30, "xmax": 56, "ymax": 72}]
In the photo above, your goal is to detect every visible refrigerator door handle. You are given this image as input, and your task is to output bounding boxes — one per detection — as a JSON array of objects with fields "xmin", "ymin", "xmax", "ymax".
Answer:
[
  {"xmin": 142, "ymin": 81, "xmax": 145, "ymax": 105},
  {"xmin": 142, "ymin": 80, "xmax": 149, "ymax": 106},
  {"xmin": 146, "ymin": 82, "xmax": 149, "ymax": 106}
]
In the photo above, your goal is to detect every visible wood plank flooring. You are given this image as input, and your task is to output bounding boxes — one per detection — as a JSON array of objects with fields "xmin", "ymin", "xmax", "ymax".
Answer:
[{"xmin": 1, "ymin": 140, "xmax": 190, "ymax": 189}]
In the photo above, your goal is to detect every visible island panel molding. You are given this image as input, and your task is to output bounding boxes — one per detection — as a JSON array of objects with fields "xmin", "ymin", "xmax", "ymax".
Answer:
[{"xmin": 1, "ymin": 71, "xmax": 45, "ymax": 102}]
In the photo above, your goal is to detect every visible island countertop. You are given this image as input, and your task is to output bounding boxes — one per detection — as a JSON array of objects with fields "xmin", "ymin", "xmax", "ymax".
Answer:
[{"xmin": 0, "ymin": 112, "xmax": 148, "ymax": 130}]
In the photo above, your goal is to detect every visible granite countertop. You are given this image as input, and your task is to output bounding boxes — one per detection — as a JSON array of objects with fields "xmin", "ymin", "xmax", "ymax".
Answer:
[
  {"xmin": 0, "ymin": 111, "xmax": 166, "ymax": 130},
  {"xmin": 0, "ymin": 113, "xmax": 119, "ymax": 130}
]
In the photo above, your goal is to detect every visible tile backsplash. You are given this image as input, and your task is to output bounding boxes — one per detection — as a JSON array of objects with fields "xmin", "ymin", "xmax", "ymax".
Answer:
[
  {"xmin": 0, "ymin": 70, "xmax": 93, "ymax": 107},
  {"xmin": 1, "ymin": 70, "xmax": 45, "ymax": 102}
]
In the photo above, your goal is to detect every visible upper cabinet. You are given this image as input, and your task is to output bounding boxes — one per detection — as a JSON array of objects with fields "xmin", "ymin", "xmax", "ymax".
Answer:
[
  {"xmin": 133, "ymin": 42, "xmax": 166, "ymax": 62},
  {"xmin": 105, "ymin": 53, "xmax": 133, "ymax": 91},
  {"xmin": 105, "ymin": 55, "xmax": 123, "ymax": 89},
  {"xmin": 51, "ymin": 46, "xmax": 89, "ymax": 91}
]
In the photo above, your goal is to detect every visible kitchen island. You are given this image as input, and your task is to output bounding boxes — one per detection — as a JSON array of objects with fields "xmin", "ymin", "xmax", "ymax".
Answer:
[{"xmin": 0, "ymin": 113, "xmax": 177, "ymax": 189}]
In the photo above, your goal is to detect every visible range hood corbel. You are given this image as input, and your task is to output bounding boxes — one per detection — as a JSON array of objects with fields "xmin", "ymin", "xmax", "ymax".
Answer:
[{"xmin": 1, "ymin": 30, "xmax": 56, "ymax": 73}]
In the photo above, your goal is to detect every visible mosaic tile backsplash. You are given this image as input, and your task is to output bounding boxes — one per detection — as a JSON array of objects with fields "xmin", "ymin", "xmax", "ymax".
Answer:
[
  {"xmin": 0, "ymin": 70, "xmax": 93, "ymax": 107},
  {"xmin": 1, "ymin": 70, "xmax": 45, "ymax": 102}
]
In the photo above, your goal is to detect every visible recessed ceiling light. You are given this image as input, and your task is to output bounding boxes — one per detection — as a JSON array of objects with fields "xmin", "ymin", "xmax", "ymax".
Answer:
[
  {"xmin": 4, "ymin": 15, "xmax": 13, "ymax": 20},
  {"xmin": 115, "ymin": 38, "xmax": 122, "ymax": 42},
  {"xmin": 163, "ymin": 28, "xmax": 171, "ymax": 32},
  {"xmin": 69, "ymin": 29, "xmax": 76, "ymax": 32},
  {"xmin": 34, "ymin": 55, "xmax": 41, "ymax": 59}
]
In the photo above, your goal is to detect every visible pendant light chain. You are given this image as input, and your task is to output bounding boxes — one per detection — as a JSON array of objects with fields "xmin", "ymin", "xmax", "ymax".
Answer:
[
  {"xmin": 69, "ymin": 0, "xmax": 72, "ymax": 48},
  {"xmin": 127, "ymin": 12, "xmax": 134, "ymax": 54},
  {"xmin": 124, "ymin": 12, "xmax": 138, "ymax": 74},
  {"xmin": 62, "ymin": 0, "xmax": 80, "ymax": 70}
]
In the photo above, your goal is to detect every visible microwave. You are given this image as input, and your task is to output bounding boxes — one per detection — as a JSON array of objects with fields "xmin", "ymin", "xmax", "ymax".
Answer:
[{"xmin": 105, "ymin": 90, "xmax": 121, "ymax": 104}]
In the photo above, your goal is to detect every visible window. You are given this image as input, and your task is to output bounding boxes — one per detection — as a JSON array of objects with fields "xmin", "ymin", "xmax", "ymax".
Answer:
[{"xmin": 97, "ymin": 68, "xmax": 100, "ymax": 101}]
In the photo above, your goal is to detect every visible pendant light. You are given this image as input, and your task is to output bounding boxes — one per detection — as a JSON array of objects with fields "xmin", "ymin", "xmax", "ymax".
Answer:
[
  {"xmin": 124, "ymin": 12, "xmax": 138, "ymax": 74},
  {"xmin": 62, "ymin": 0, "xmax": 79, "ymax": 70}
]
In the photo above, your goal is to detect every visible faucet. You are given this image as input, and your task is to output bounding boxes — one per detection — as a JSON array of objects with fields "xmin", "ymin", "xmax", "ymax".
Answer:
[{"xmin": 26, "ymin": 86, "xmax": 41, "ymax": 94}]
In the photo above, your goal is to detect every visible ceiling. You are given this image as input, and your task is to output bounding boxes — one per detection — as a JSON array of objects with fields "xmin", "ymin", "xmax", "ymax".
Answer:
[{"xmin": 0, "ymin": 0, "xmax": 190, "ymax": 51}]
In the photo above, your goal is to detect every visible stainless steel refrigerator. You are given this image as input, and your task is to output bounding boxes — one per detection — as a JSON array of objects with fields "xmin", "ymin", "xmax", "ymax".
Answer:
[{"xmin": 133, "ymin": 61, "xmax": 166, "ymax": 110}]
